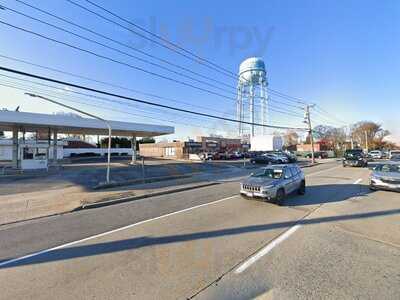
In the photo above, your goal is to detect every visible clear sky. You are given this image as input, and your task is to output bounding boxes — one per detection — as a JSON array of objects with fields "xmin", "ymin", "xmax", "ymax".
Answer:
[{"xmin": 0, "ymin": 0, "xmax": 399, "ymax": 142}]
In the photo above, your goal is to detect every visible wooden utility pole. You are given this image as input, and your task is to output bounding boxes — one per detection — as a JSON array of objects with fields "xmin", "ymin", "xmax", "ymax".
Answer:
[{"xmin": 305, "ymin": 104, "xmax": 316, "ymax": 164}]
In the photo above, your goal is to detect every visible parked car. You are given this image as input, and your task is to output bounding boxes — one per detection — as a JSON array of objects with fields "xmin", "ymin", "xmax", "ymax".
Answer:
[
  {"xmin": 200, "ymin": 152, "xmax": 213, "ymax": 160},
  {"xmin": 390, "ymin": 154, "xmax": 400, "ymax": 162},
  {"xmin": 271, "ymin": 151, "xmax": 297, "ymax": 163},
  {"xmin": 370, "ymin": 162, "xmax": 400, "ymax": 192},
  {"xmin": 381, "ymin": 150, "xmax": 390, "ymax": 159},
  {"xmin": 250, "ymin": 155, "xmax": 274, "ymax": 165},
  {"xmin": 230, "ymin": 151, "xmax": 244, "ymax": 159},
  {"xmin": 389, "ymin": 150, "xmax": 400, "ymax": 160},
  {"xmin": 240, "ymin": 164, "xmax": 305, "ymax": 205},
  {"xmin": 264, "ymin": 153, "xmax": 288, "ymax": 164},
  {"xmin": 343, "ymin": 149, "xmax": 368, "ymax": 167},
  {"xmin": 368, "ymin": 150, "xmax": 383, "ymax": 159},
  {"xmin": 305, "ymin": 151, "xmax": 328, "ymax": 159}
]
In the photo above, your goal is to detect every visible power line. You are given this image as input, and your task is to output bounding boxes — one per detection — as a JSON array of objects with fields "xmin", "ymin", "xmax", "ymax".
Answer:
[
  {"xmin": 0, "ymin": 7, "xmax": 237, "ymax": 96},
  {"xmin": 66, "ymin": 0, "xmax": 234, "ymax": 78},
  {"xmin": 0, "ymin": 55, "xmax": 305, "ymax": 124},
  {"xmin": 0, "ymin": 20, "xmax": 244, "ymax": 101},
  {"xmin": 1, "ymin": 4, "xmax": 312, "ymax": 112},
  {"xmin": 82, "ymin": 0, "xmax": 236, "ymax": 77},
  {"xmin": 0, "ymin": 76, "xmax": 220, "ymax": 125},
  {"xmin": 0, "ymin": 19, "xmax": 301, "ymax": 116},
  {"xmin": 0, "ymin": 54, "xmax": 236, "ymax": 117},
  {"xmin": 0, "ymin": 80, "xmax": 241, "ymax": 134},
  {"xmin": 1, "ymin": 5, "xmax": 312, "ymax": 115},
  {"xmin": 66, "ymin": 0, "xmax": 318, "ymax": 106},
  {"xmin": 314, "ymin": 104, "xmax": 348, "ymax": 125},
  {"xmin": 0, "ymin": 65, "xmax": 307, "ymax": 130},
  {"xmin": 12, "ymin": 0, "xmax": 236, "ymax": 91}
]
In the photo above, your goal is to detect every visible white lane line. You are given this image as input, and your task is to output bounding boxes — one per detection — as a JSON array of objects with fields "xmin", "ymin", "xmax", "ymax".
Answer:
[
  {"xmin": 234, "ymin": 176, "xmax": 365, "ymax": 274},
  {"xmin": 234, "ymin": 168, "xmax": 363, "ymax": 275},
  {"xmin": 235, "ymin": 224, "xmax": 301, "ymax": 274},
  {"xmin": 0, "ymin": 195, "xmax": 238, "ymax": 268}
]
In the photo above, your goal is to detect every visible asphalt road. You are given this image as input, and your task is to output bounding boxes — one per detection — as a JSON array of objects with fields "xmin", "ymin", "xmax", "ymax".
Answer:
[{"xmin": 0, "ymin": 161, "xmax": 399, "ymax": 299}]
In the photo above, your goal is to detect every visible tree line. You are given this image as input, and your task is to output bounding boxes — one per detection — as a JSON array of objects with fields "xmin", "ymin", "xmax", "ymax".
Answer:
[{"xmin": 284, "ymin": 121, "xmax": 398, "ymax": 154}]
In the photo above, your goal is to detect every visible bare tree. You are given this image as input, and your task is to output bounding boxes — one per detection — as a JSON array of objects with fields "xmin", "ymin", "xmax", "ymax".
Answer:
[
  {"xmin": 351, "ymin": 121, "xmax": 389, "ymax": 150},
  {"xmin": 283, "ymin": 130, "xmax": 299, "ymax": 147}
]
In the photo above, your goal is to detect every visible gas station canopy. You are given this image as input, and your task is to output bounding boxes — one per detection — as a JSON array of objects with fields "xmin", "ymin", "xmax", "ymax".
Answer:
[{"xmin": 0, "ymin": 110, "xmax": 174, "ymax": 137}]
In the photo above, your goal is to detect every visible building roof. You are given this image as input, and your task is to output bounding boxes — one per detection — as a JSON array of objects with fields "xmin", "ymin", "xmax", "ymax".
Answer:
[{"xmin": 0, "ymin": 110, "xmax": 174, "ymax": 137}]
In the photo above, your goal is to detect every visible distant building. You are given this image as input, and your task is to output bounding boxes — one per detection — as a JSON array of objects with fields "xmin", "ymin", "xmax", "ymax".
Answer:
[
  {"xmin": 195, "ymin": 136, "xmax": 242, "ymax": 152},
  {"xmin": 297, "ymin": 142, "xmax": 332, "ymax": 152},
  {"xmin": 139, "ymin": 136, "xmax": 244, "ymax": 159},
  {"xmin": 139, "ymin": 141, "xmax": 202, "ymax": 159}
]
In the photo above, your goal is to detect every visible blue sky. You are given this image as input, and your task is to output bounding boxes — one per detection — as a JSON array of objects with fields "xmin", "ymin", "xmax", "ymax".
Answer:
[{"xmin": 0, "ymin": 0, "xmax": 399, "ymax": 142}]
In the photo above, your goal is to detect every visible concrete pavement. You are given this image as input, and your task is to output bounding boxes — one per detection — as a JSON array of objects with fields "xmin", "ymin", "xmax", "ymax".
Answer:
[{"xmin": 0, "ymin": 161, "xmax": 399, "ymax": 299}]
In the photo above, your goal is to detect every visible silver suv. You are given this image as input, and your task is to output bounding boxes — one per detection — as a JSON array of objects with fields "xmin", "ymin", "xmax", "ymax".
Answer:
[{"xmin": 240, "ymin": 165, "xmax": 305, "ymax": 205}]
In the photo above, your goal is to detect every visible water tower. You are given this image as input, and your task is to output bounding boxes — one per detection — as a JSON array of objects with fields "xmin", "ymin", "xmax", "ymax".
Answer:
[{"xmin": 237, "ymin": 57, "xmax": 268, "ymax": 138}]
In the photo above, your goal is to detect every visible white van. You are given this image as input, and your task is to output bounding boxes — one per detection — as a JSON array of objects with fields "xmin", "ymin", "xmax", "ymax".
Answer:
[{"xmin": 369, "ymin": 150, "xmax": 382, "ymax": 159}]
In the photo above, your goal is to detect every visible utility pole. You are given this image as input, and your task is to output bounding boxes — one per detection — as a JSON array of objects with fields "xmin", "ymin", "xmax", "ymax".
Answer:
[
  {"xmin": 365, "ymin": 131, "xmax": 369, "ymax": 153},
  {"xmin": 304, "ymin": 104, "xmax": 316, "ymax": 164}
]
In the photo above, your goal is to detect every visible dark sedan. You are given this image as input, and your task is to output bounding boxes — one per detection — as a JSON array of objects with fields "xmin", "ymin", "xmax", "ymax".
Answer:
[{"xmin": 250, "ymin": 155, "xmax": 273, "ymax": 165}]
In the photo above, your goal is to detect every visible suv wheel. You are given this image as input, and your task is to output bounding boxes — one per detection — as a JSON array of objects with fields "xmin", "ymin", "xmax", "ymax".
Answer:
[
  {"xmin": 275, "ymin": 188, "xmax": 285, "ymax": 206},
  {"xmin": 298, "ymin": 181, "xmax": 306, "ymax": 195}
]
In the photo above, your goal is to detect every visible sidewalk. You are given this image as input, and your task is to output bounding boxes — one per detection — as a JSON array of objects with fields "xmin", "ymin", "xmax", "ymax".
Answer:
[{"xmin": 0, "ymin": 166, "xmax": 248, "ymax": 226}]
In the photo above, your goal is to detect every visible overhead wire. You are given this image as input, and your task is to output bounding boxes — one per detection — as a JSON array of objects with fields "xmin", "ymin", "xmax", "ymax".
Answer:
[
  {"xmin": 0, "ymin": 65, "xmax": 308, "ymax": 130},
  {"xmin": 65, "ymin": 0, "xmax": 316, "ymax": 107},
  {"xmin": 0, "ymin": 80, "xmax": 242, "ymax": 134}
]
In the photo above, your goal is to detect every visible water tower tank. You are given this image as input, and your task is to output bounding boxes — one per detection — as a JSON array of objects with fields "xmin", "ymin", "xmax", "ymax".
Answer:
[{"xmin": 239, "ymin": 57, "xmax": 266, "ymax": 85}]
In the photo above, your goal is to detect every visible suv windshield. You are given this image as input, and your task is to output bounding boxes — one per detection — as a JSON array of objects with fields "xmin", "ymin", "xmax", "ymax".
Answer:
[
  {"xmin": 345, "ymin": 150, "xmax": 363, "ymax": 158},
  {"xmin": 252, "ymin": 168, "xmax": 283, "ymax": 179},
  {"xmin": 376, "ymin": 164, "xmax": 400, "ymax": 173}
]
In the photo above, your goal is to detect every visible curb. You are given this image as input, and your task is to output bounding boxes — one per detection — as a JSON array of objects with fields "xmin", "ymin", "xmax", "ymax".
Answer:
[
  {"xmin": 93, "ymin": 174, "xmax": 192, "ymax": 190},
  {"xmin": 79, "ymin": 181, "xmax": 221, "ymax": 210}
]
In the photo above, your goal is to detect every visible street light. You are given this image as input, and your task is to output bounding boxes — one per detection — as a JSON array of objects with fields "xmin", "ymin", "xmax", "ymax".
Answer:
[{"xmin": 25, "ymin": 93, "xmax": 112, "ymax": 184}]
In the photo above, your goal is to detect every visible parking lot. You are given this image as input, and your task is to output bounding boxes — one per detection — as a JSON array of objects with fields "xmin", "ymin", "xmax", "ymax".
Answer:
[{"xmin": 1, "ymin": 159, "xmax": 399, "ymax": 299}]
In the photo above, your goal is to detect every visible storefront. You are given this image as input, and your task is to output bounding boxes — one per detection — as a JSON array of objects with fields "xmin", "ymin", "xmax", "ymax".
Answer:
[{"xmin": 139, "ymin": 141, "xmax": 202, "ymax": 159}]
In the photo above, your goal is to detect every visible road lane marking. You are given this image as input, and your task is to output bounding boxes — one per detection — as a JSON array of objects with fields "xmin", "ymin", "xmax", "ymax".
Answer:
[
  {"xmin": 235, "ymin": 224, "xmax": 301, "ymax": 274},
  {"xmin": 0, "ymin": 195, "xmax": 238, "ymax": 268},
  {"xmin": 234, "ymin": 171, "xmax": 365, "ymax": 275}
]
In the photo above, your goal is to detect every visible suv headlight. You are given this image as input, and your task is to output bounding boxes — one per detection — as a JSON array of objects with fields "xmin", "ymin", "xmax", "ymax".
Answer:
[{"xmin": 370, "ymin": 175, "xmax": 380, "ymax": 180}]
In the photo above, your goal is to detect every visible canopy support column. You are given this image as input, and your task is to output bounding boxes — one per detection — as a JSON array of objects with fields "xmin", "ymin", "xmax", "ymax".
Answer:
[
  {"xmin": 12, "ymin": 127, "xmax": 19, "ymax": 169},
  {"xmin": 131, "ymin": 136, "xmax": 137, "ymax": 164}
]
